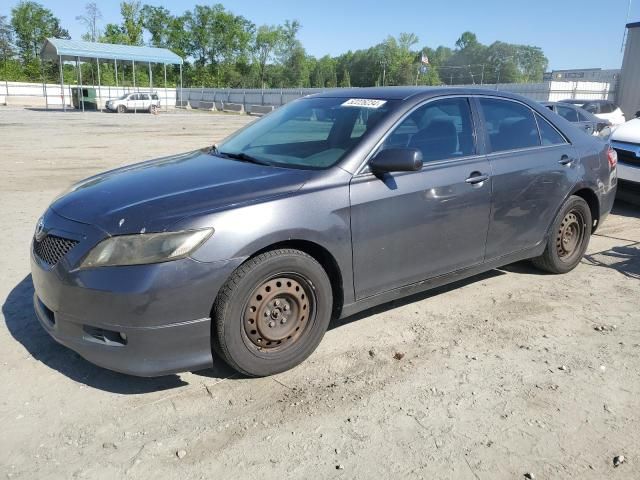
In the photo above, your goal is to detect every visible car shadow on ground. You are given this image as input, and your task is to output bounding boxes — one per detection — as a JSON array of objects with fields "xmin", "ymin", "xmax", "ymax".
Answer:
[
  {"xmin": 2, "ymin": 274, "xmax": 188, "ymax": 394},
  {"xmin": 330, "ymin": 269, "xmax": 505, "ymax": 330},
  {"xmin": 583, "ymin": 242, "xmax": 640, "ymax": 279}
]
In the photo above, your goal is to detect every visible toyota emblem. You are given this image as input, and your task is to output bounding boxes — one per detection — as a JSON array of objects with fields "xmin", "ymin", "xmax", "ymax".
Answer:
[{"xmin": 35, "ymin": 217, "xmax": 46, "ymax": 241}]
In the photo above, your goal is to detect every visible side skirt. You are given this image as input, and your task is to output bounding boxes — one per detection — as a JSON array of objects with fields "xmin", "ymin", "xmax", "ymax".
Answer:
[{"xmin": 339, "ymin": 243, "xmax": 545, "ymax": 320}]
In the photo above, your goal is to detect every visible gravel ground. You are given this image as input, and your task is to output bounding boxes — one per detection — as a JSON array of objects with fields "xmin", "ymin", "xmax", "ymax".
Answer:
[{"xmin": 1, "ymin": 107, "xmax": 639, "ymax": 479}]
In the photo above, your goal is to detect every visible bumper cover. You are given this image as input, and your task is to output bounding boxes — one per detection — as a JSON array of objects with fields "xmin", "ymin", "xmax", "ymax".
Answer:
[{"xmin": 30, "ymin": 209, "xmax": 243, "ymax": 376}]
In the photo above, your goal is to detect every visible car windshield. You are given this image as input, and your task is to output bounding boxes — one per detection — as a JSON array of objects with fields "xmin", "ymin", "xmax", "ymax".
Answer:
[
  {"xmin": 116, "ymin": 94, "xmax": 129, "ymax": 100},
  {"xmin": 216, "ymin": 97, "xmax": 398, "ymax": 169}
]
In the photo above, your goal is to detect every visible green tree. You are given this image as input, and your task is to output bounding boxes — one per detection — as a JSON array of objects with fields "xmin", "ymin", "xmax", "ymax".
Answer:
[
  {"xmin": 141, "ymin": 5, "xmax": 172, "ymax": 47},
  {"xmin": 102, "ymin": 23, "xmax": 128, "ymax": 45},
  {"xmin": 254, "ymin": 24, "xmax": 283, "ymax": 88},
  {"xmin": 120, "ymin": 1, "xmax": 143, "ymax": 45},
  {"xmin": 339, "ymin": 68, "xmax": 351, "ymax": 87},
  {"xmin": 0, "ymin": 15, "xmax": 16, "ymax": 65},
  {"xmin": 76, "ymin": 2, "xmax": 102, "ymax": 42},
  {"xmin": 11, "ymin": 1, "xmax": 69, "ymax": 62}
]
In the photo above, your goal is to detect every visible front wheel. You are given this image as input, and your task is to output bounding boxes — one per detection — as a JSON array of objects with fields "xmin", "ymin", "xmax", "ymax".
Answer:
[
  {"xmin": 117, "ymin": 104, "xmax": 126, "ymax": 113},
  {"xmin": 532, "ymin": 195, "xmax": 592, "ymax": 274},
  {"xmin": 212, "ymin": 249, "xmax": 333, "ymax": 377}
]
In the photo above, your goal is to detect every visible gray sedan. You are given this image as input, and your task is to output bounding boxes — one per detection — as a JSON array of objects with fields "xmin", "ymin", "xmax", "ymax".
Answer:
[
  {"xmin": 541, "ymin": 101, "xmax": 611, "ymax": 136},
  {"xmin": 31, "ymin": 88, "xmax": 617, "ymax": 377}
]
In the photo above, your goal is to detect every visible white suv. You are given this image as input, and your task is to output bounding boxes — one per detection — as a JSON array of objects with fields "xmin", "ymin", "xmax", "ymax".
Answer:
[
  {"xmin": 105, "ymin": 92, "xmax": 161, "ymax": 113},
  {"xmin": 610, "ymin": 111, "xmax": 640, "ymax": 185}
]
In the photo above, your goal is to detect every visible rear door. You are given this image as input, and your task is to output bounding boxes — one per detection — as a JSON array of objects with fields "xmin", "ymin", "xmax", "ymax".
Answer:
[
  {"xmin": 350, "ymin": 96, "xmax": 492, "ymax": 299},
  {"xmin": 477, "ymin": 97, "xmax": 579, "ymax": 260},
  {"xmin": 139, "ymin": 93, "xmax": 150, "ymax": 109}
]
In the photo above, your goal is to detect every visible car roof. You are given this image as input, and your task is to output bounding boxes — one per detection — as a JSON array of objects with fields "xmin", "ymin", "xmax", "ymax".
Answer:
[
  {"xmin": 307, "ymin": 86, "xmax": 532, "ymax": 102},
  {"xmin": 542, "ymin": 101, "xmax": 578, "ymax": 108},
  {"xmin": 561, "ymin": 99, "xmax": 613, "ymax": 104}
]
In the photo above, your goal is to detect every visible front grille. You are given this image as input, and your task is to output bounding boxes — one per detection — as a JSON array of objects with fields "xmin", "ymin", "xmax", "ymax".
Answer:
[
  {"xmin": 34, "ymin": 235, "xmax": 79, "ymax": 266},
  {"xmin": 614, "ymin": 148, "xmax": 640, "ymax": 167}
]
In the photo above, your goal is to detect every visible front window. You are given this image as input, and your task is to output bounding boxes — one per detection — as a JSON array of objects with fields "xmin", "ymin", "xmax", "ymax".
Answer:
[
  {"xmin": 376, "ymin": 97, "xmax": 476, "ymax": 162},
  {"xmin": 217, "ymin": 97, "xmax": 398, "ymax": 169}
]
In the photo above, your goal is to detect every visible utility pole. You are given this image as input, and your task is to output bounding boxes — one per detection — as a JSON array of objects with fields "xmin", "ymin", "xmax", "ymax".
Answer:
[
  {"xmin": 380, "ymin": 60, "xmax": 387, "ymax": 86},
  {"xmin": 480, "ymin": 64, "xmax": 485, "ymax": 85}
]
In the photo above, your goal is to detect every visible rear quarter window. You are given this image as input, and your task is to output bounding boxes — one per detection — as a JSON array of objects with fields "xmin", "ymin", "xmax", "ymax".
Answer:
[{"xmin": 535, "ymin": 113, "xmax": 567, "ymax": 146}]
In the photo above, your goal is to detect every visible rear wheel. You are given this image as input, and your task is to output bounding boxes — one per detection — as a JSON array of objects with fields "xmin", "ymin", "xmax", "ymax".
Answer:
[
  {"xmin": 532, "ymin": 196, "xmax": 592, "ymax": 274},
  {"xmin": 212, "ymin": 249, "xmax": 332, "ymax": 377},
  {"xmin": 149, "ymin": 104, "xmax": 158, "ymax": 114},
  {"xmin": 117, "ymin": 104, "xmax": 126, "ymax": 113}
]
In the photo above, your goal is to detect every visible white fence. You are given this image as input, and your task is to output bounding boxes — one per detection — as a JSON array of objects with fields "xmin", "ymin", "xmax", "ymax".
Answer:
[
  {"xmin": 0, "ymin": 81, "xmax": 176, "ymax": 109},
  {"xmin": 0, "ymin": 80, "xmax": 615, "ymax": 111},
  {"xmin": 181, "ymin": 80, "xmax": 616, "ymax": 110}
]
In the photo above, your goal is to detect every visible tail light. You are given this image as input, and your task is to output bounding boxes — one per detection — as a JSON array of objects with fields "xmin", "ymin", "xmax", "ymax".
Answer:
[{"xmin": 607, "ymin": 147, "xmax": 617, "ymax": 169}]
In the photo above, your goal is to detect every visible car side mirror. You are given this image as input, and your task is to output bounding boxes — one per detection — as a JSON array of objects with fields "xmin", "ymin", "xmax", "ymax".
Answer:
[
  {"xmin": 369, "ymin": 148, "xmax": 423, "ymax": 174},
  {"xmin": 635, "ymin": 111, "xmax": 640, "ymax": 119}
]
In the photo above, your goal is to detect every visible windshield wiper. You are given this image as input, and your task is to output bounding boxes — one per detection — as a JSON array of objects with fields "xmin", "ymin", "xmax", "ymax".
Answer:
[{"xmin": 218, "ymin": 151, "xmax": 271, "ymax": 166}]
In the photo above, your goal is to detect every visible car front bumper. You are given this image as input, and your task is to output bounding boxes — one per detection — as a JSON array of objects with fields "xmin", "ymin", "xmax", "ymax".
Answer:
[
  {"xmin": 612, "ymin": 141, "xmax": 640, "ymax": 184},
  {"xmin": 30, "ymin": 209, "xmax": 243, "ymax": 377}
]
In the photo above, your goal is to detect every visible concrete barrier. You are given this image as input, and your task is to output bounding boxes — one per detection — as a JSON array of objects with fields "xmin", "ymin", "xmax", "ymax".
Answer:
[
  {"xmin": 223, "ymin": 102, "xmax": 244, "ymax": 114},
  {"xmin": 175, "ymin": 100, "xmax": 190, "ymax": 109},
  {"xmin": 214, "ymin": 101, "xmax": 224, "ymax": 111},
  {"xmin": 5, "ymin": 95, "xmax": 48, "ymax": 107},
  {"xmin": 198, "ymin": 101, "xmax": 216, "ymax": 111},
  {"xmin": 249, "ymin": 105, "xmax": 274, "ymax": 116}
]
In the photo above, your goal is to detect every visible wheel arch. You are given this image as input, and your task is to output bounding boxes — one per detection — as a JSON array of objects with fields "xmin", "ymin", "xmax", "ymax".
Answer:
[
  {"xmin": 571, "ymin": 186, "xmax": 600, "ymax": 232},
  {"xmin": 237, "ymin": 239, "xmax": 345, "ymax": 319}
]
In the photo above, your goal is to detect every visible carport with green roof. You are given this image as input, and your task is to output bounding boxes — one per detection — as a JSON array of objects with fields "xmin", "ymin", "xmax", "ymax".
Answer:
[{"xmin": 40, "ymin": 38, "xmax": 184, "ymax": 112}]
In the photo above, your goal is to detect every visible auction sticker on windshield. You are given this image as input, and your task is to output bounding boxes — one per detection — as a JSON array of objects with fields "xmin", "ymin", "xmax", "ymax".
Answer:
[{"xmin": 341, "ymin": 99, "xmax": 387, "ymax": 108}]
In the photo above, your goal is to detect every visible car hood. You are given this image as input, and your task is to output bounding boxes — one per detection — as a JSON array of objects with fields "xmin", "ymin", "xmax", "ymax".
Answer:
[
  {"xmin": 611, "ymin": 118, "xmax": 640, "ymax": 144},
  {"xmin": 51, "ymin": 150, "xmax": 313, "ymax": 234}
]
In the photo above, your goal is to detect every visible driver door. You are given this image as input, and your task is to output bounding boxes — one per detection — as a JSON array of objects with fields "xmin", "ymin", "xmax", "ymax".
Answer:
[{"xmin": 349, "ymin": 97, "xmax": 492, "ymax": 299}]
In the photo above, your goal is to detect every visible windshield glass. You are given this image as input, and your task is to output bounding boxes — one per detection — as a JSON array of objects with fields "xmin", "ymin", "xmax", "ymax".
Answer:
[
  {"xmin": 116, "ymin": 93, "xmax": 129, "ymax": 100},
  {"xmin": 217, "ymin": 97, "xmax": 398, "ymax": 169}
]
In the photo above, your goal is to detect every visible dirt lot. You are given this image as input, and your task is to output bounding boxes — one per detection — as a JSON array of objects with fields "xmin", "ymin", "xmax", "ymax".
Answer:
[{"xmin": 1, "ymin": 107, "xmax": 639, "ymax": 479}]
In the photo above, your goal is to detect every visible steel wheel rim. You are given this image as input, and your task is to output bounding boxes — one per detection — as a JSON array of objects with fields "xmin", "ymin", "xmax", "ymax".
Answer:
[
  {"xmin": 243, "ymin": 274, "xmax": 316, "ymax": 352},
  {"xmin": 556, "ymin": 210, "xmax": 584, "ymax": 261}
]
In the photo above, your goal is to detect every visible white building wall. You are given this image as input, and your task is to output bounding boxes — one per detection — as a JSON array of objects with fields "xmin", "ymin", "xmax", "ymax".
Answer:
[{"xmin": 617, "ymin": 23, "xmax": 640, "ymax": 118}]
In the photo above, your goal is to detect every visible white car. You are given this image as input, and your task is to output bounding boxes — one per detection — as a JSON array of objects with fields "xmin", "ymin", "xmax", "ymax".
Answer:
[
  {"xmin": 610, "ymin": 112, "xmax": 640, "ymax": 184},
  {"xmin": 561, "ymin": 99, "xmax": 626, "ymax": 127},
  {"xmin": 105, "ymin": 92, "xmax": 160, "ymax": 113}
]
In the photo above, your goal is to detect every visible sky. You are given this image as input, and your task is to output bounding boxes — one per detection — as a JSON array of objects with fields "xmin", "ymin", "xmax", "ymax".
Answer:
[{"xmin": 5, "ymin": 0, "xmax": 639, "ymax": 70}]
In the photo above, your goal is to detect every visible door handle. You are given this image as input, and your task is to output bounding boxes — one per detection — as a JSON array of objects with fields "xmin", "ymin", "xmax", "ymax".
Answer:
[
  {"xmin": 559, "ymin": 155, "xmax": 574, "ymax": 166},
  {"xmin": 465, "ymin": 172, "xmax": 489, "ymax": 185}
]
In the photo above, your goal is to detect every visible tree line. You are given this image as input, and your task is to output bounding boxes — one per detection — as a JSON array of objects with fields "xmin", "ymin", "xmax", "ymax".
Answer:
[{"xmin": 0, "ymin": 1, "xmax": 549, "ymax": 88}]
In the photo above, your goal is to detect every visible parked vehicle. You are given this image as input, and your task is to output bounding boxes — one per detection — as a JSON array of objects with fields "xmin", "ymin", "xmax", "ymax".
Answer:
[
  {"xmin": 560, "ymin": 99, "xmax": 626, "ymax": 126},
  {"xmin": 610, "ymin": 111, "xmax": 640, "ymax": 185},
  {"xmin": 31, "ymin": 88, "xmax": 617, "ymax": 377},
  {"xmin": 105, "ymin": 92, "xmax": 160, "ymax": 113},
  {"xmin": 541, "ymin": 101, "xmax": 611, "ymax": 137}
]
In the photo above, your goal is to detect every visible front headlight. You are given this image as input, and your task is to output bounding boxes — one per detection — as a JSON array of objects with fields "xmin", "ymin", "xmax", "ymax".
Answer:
[{"xmin": 80, "ymin": 228, "xmax": 214, "ymax": 268}]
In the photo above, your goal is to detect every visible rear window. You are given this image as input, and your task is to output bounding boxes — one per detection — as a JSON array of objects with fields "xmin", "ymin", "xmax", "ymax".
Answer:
[
  {"xmin": 557, "ymin": 105, "xmax": 579, "ymax": 122},
  {"xmin": 479, "ymin": 98, "xmax": 540, "ymax": 153},
  {"xmin": 599, "ymin": 102, "xmax": 615, "ymax": 114}
]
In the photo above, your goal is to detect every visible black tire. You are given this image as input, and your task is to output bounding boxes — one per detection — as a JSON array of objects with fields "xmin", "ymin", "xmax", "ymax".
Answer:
[
  {"xmin": 149, "ymin": 104, "xmax": 158, "ymax": 114},
  {"xmin": 212, "ymin": 249, "xmax": 333, "ymax": 377},
  {"xmin": 532, "ymin": 195, "xmax": 592, "ymax": 274},
  {"xmin": 117, "ymin": 104, "xmax": 126, "ymax": 113}
]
